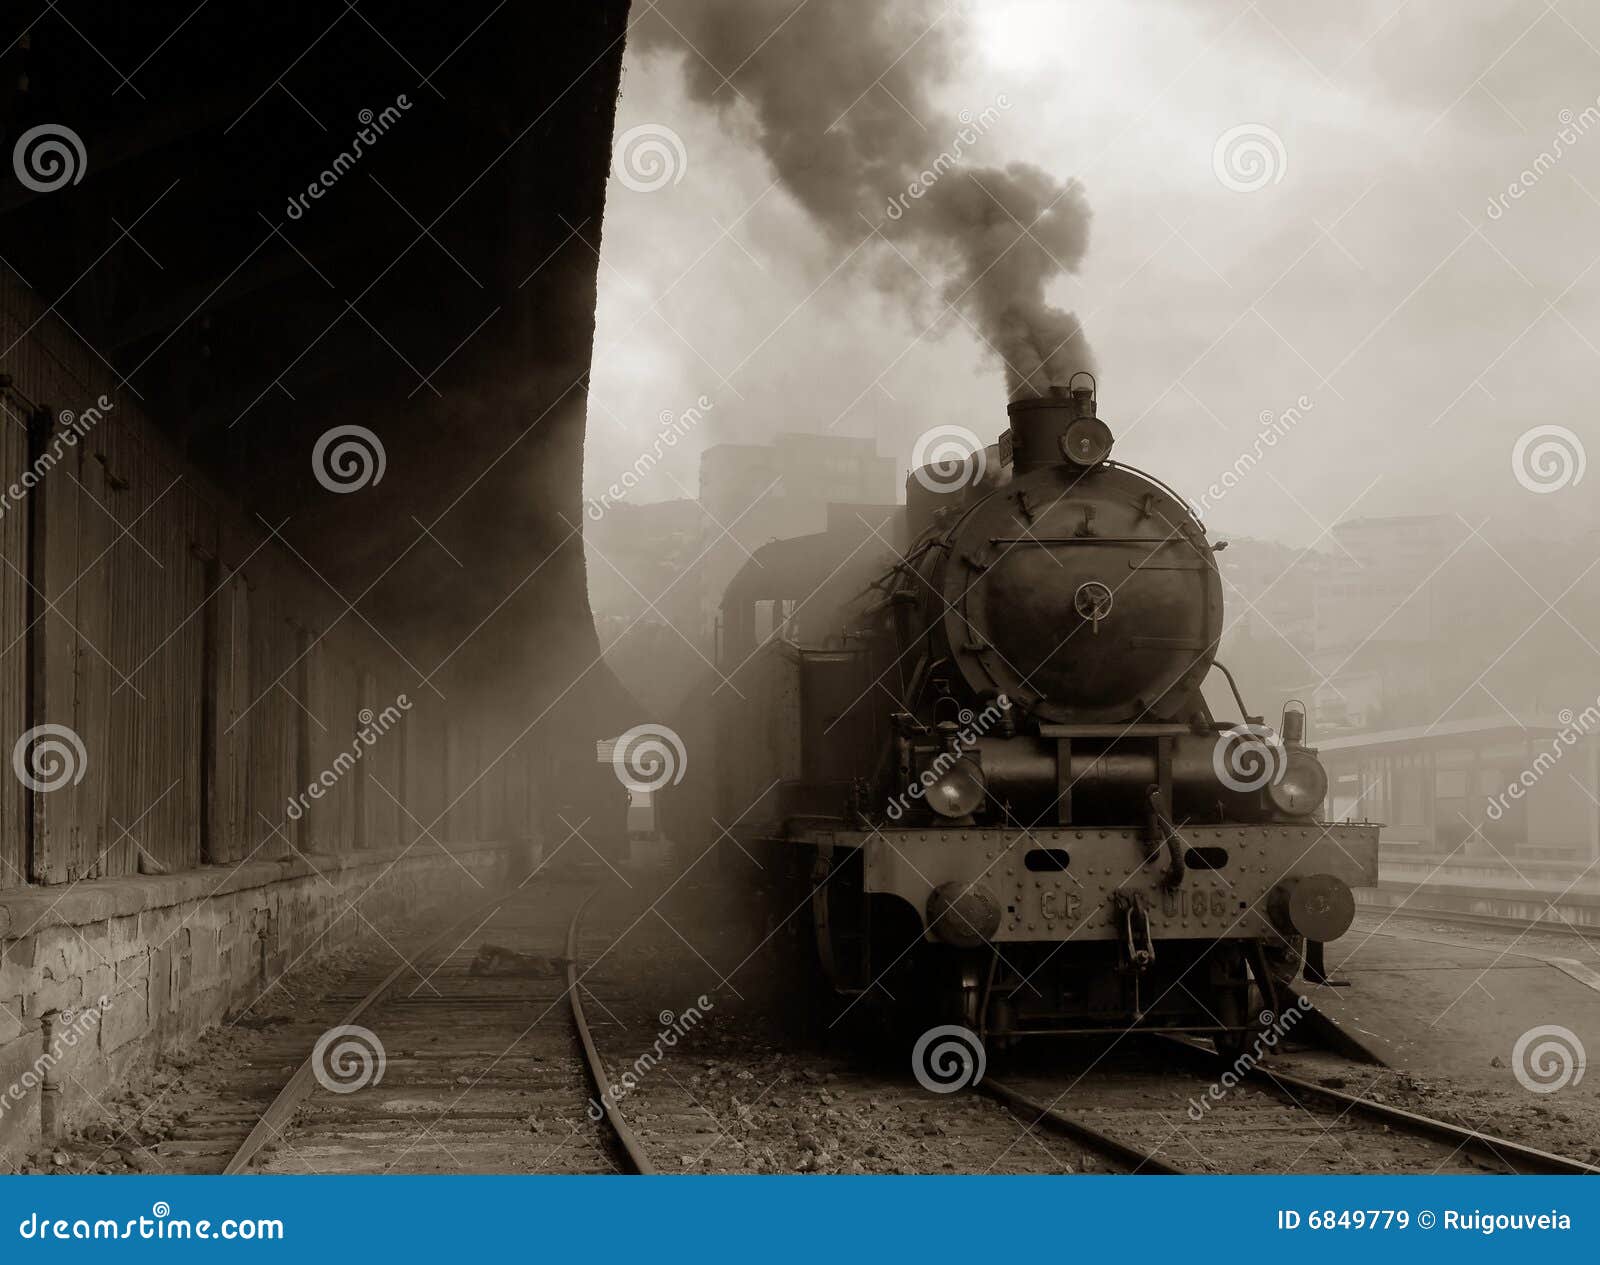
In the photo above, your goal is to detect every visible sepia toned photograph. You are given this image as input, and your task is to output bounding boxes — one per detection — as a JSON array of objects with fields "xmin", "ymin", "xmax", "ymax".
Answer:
[{"xmin": 0, "ymin": 2, "xmax": 1596, "ymax": 1238}]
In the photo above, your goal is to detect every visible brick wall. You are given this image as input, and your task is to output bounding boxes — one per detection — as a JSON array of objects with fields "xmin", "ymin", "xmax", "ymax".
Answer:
[{"xmin": 0, "ymin": 838, "xmax": 524, "ymax": 1164}]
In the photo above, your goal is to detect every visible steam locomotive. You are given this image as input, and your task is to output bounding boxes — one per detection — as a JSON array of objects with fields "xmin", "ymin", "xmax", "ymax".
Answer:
[{"xmin": 697, "ymin": 377, "xmax": 1377, "ymax": 1055}]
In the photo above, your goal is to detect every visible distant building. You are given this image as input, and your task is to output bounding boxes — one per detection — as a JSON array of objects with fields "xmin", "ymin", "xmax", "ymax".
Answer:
[
  {"xmin": 583, "ymin": 431, "xmax": 897, "ymax": 714},
  {"xmin": 1307, "ymin": 515, "xmax": 1458, "ymax": 735},
  {"xmin": 1320, "ymin": 717, "xmax": 1599, "ymax": 861},
  {"xmin": 696, "ymin": 433, "xmax": 897, "ymax": 649}
]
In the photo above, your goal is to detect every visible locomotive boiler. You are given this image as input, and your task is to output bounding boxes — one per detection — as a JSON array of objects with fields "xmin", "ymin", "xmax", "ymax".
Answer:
[{"xmin": 703, "ymin": 376, "xmax": 1378, "ymax": 1055}]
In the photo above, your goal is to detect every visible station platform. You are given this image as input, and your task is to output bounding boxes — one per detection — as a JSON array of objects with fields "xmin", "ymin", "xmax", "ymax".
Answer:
[{"xmin": 1302, "ymin": 913, "xmax": 1599, "ymax": 1088}]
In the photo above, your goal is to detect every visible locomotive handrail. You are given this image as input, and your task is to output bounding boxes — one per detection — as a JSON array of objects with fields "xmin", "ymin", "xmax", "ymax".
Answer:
[{"xmin": 1208, "ymin": 659, "xmax": 1255, "ymax": 723}]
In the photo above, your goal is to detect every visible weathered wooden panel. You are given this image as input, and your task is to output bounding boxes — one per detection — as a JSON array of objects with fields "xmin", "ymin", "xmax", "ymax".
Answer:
[
  {"xmin": 0, "ymin": 270, "xmax": 518, "ymax": 889},
  {"xmin": 303, "ymin": 627, "xmax": 359, "ymax": 853},
  {"xmin": 28, "ymin": 413, "xmax": 108, "ymax": 883},
  {"xmin": 98, "ymin": 421, "xmax": 205, "ymax": 879},
  {"xmin": 246, "ymin": 557, "xmax": 302, "ymax": 861},
  {"xmin": 403, "ymin": 695, "xmax": 448, "ymax": 848},
  {"xmin": 445, "ymin": 718, "xmax": 479, "ymax": 842},
  {"xmin": 358, "ymin": 671, "xmax": 405, "ymax": 850},
  {"xmin": 0, "ymin": 385, "xmax": 28, "ymax": 888},
  {"xmin": 205, "ymin": 565, "xmax": 252, "ymax": 863}
]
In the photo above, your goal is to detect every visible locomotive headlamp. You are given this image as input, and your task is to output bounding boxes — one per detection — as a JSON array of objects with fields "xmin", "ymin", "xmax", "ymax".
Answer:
[
  {"xmin": 1267, "ymin": 749, "xmax": 1328, "ymax": 817},
  {"xmin": 1060, "ymin": 415, "xmax": 1114, "ymax": 466},
  {"xmin": 923, "ymin": 754, "xmax": 987, "ymax": 818}
]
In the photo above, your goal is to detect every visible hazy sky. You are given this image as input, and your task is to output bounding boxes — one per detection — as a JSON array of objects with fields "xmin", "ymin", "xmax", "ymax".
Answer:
[{"xmin": 585, "ymin": 0, "xmax": 1600, "ymax": 547}]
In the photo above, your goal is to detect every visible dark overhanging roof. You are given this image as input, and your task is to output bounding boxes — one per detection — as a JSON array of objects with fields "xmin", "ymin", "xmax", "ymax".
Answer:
[{"xmin": 1, "ymin": 2, "xmax": 640, "ymax": 722}]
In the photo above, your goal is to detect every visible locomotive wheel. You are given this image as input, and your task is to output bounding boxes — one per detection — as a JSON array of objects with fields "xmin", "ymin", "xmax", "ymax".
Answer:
[
  {"xmin": 1212, "ymin": 986, "xmax": 1252, "ymax": 1064},
  {"xmin": 937, "ymin": 954, "xmax": 985, "ymax": 1030},
  {"xmin": 1210, "ymin": 945, "xmax": 1259, "ymax": 1065}
]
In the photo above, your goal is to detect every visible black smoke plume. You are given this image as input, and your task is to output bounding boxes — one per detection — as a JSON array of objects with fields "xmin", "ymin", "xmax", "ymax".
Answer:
[{"xmin": 636, "ymin": 0, "xmax": 1094, "ymax": 395}]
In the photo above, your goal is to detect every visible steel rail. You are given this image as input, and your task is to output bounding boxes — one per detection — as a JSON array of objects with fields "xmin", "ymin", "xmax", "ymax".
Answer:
[
  {"xmin": 1249, "ymin": 1062, "xmax": 1600, "ymax": 1175},
  {"xmin": 566, "ymin": 887, "xmax": 656, "ymax": 1174},
  {"xmin": 1357, "ymin": 900, "xmax": 1600, "ymax": 940},
  {"xmin": 982, "ymin": 1078, "xmax": 1183, "ymax": 1174},
  {"xmin": 1156, "ymin": 1034, "xmax": 1599, "ymax": 1175}
]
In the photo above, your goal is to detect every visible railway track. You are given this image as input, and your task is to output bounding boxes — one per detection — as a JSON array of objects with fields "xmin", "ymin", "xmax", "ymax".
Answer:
[
  {"xmin": 985, "ymin": 1034, "xmax": 1600, "ymax": 1176},
  {"xmin": 548, "ymin": 895, "xmax": 1600, "ymax": 1176},
  {"xmin": 1357, "ymin": 901, "xmax": 1600, "ymax": 941},
  {"xmin": 220, "ymin": 878, "xmax": 646, "ymax": 1175},
  {"xmin": 105, "ymin": 875, "xmax": 1598, "ymax": 1177}
]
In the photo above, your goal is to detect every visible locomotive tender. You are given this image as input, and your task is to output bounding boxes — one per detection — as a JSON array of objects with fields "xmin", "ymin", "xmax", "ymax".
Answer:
[{"xmin": 707, "ymin": 377, "xmax": 1378, "ymax": 1053}]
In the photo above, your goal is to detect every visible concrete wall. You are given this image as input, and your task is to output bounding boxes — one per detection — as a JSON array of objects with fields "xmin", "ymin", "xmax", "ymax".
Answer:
[{"xmin": 0, "ymin": 838, "xmax": 524, "ymax": 1165}]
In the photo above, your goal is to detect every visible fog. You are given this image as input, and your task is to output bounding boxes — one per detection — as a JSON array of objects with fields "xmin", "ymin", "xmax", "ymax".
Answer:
[{"xmin": 588, "ymin": 0, "xmax": 1600, "ymax": 548}]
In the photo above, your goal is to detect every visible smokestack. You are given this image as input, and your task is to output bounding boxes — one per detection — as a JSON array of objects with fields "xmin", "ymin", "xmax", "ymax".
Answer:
[{"xmin": 1006, "ymin": 376, "xmax": 1112, "ymax": 473}]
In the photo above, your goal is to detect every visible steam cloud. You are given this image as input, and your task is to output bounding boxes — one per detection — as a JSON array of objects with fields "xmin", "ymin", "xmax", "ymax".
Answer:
[{"xmin": 637, "ymin": 0, "xmax": 1093, "ymax": 397}]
